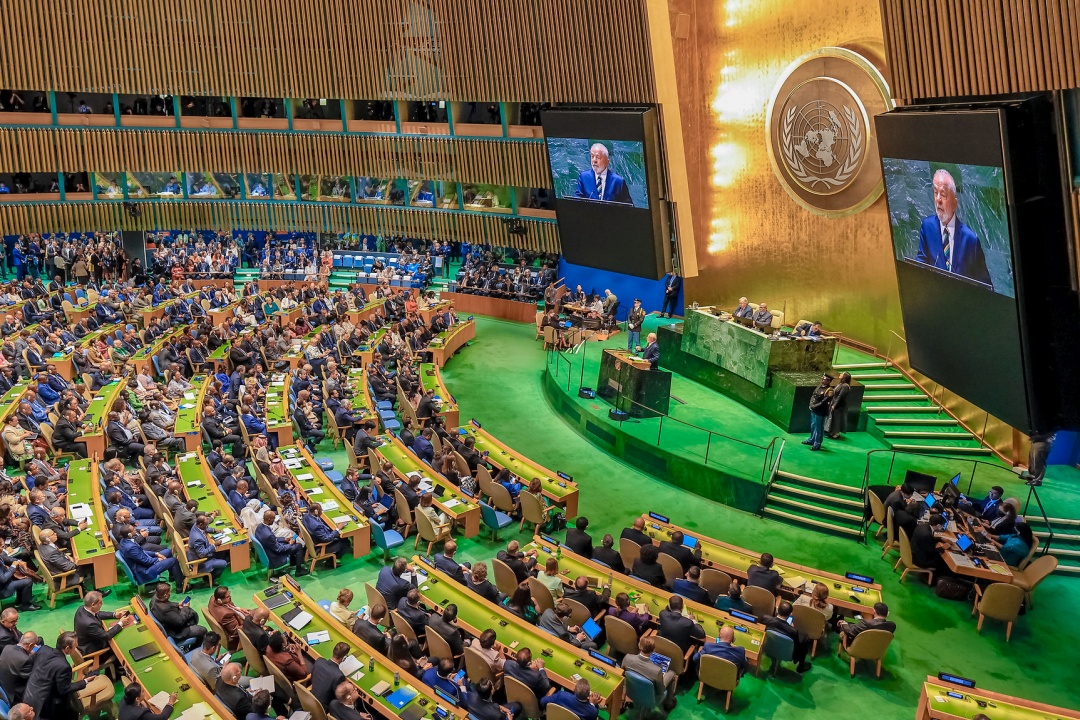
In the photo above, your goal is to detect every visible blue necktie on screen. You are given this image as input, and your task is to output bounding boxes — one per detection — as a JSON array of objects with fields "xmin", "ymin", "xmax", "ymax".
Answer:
[
  {"xmin": 596, "ymin": 173, "xmax": 603, "ymax": 200},
  {"xmin": 942, "ymin": 226, "xmax": 951, "ymax": 271}
]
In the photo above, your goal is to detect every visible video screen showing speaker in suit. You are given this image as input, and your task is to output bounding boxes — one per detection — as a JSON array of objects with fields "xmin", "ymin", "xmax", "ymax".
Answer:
[
  {"xmin": 546, "ymin": 137, "xmax": 648, "ymax": 209},
  {"xmin": 884, "ymin": 158, "xmax": 1014, "ymax": 298}
]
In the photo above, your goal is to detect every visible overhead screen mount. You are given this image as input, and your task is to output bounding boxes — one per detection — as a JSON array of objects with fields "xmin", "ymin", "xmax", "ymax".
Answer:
[
  {"xmin": 875, "ymin": 94, "xmax": 1079, "ymax": 433},
  {"xmin": 541, "ymin": 106, "xmax": 670, "ymax": 280}
]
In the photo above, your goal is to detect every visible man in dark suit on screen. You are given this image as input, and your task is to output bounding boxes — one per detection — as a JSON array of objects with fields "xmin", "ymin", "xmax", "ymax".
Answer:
[
  {"xmin": 914, "ymin": 169, "xmax": 991, "ymax": 288},
  {"xmin": 574, "ymin": 143, "xmax": 632, "ymax": 204}
]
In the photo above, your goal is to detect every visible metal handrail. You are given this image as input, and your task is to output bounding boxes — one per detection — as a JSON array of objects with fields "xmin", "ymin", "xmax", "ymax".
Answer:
[{"xmin": 758, "ymin": 439, "xmax": 786, "ymax": 513}]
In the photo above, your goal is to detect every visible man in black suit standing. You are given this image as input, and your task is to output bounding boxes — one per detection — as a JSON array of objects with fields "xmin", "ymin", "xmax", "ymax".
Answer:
[
  {"xmin": 23, "ymin": 631, "xmax": 89, "ymax": 720},
  {"xmin": 661, "ymin": 271, "xmax": 682, "ymax": 318},
  {"xmin": 657, "ymin": 596, "xmax": 705, "ymax": 655},
  {"xmin": 659, "ymin": 531, "xmax": 702, "ymax": 573},
  {"xmin": 311, "ymin": 642, "xmax": 349, "ymax": 709},
  {"xmin": 565, "ymin": 517, "xmax": 594, "ymax": 559}
]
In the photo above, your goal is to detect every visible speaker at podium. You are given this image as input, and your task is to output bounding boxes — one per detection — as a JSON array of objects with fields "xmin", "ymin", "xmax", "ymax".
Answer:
[{"xmin": 597, "ymin": 349, "xmax": 671, "ymax": 418}]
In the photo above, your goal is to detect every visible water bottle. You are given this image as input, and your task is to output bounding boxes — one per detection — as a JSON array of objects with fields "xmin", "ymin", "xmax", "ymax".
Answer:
[
  {"xmin": 394, "ymin": 671, "xmax": 400, "ymax": 686},
  {"xmin": 368, "ymin": 656, "xmax": 375, "ymax": 672}
]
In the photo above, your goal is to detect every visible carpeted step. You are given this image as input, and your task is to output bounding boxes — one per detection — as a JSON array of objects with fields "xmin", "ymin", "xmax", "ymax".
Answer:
[
  {"xmin": 881, "ymin": 429, "xmax": 974, "ymax": 440},
  {"xmin": 859, "ymin": 393, "xmax": 928, "ymax": 402},
  {"xmin": 774, "ymin": 470, "xmax": 863, "ymax": 495},
  {"xmin": 889, "ymin": 443, "xmax": 992, "ymax": 455},
  {"xmin": 871, "ymin": 417, "xmax": 957, "ymax": 426},
  {"xmin": 766, "ymin": 493, "xmax": 864, "ymax": 522},
  {"xmin": 845, "ymin": 371, "xmax": 904, "ymax": 380},
  {"xmin": 860, "ymin": 382, "xmax": 917, "ymax": 391},
  {"xmin": 864, "ymin": 405, "xmax": 940, "ymax": 413},
  {"xmin": 769, "ymin": 481, "xmax": 865, "ymax": 511},
  {"xmin": 762, "ymin": 506, "xmax": 864, "ymax": 537},
  {"xmin": 833, "ymin": 362, "xmax": 888, "ymax": 369}
]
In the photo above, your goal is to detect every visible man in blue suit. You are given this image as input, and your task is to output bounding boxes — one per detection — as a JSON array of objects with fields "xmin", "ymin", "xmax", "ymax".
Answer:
[
  {"xmin": 117, "ymin": 523, "xmax": 184, "ymax": 587},
  {"xmin": 574, "ymin": 144, "xmax": 632, "ymax": 204},
  {"xmin": 914, "ymin": 169, "xmax": 991, "ymax": 288},
  {"xmin": 301, "ymin": 503, "xmax": 351, "ymax": 559},
  {"xmin": 694, "ymin": 626, "xmax": 747, "ymax": 679},
  {"xmin": 254, "ymin": 509, "xmax": 308, "ymax": 576},
  {"xmin": 187, "ymin": 513, "xmax": 228, "ymax": 581},
  {"xmin": 638, "ymin": 333, "xmax": 660, "ymax": 371}
]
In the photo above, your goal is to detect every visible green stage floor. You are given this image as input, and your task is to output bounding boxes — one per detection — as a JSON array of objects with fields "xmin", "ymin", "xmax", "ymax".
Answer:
[{"xmin": 15, "ymin": 314, "xmax": 1079, "ymax": 719}]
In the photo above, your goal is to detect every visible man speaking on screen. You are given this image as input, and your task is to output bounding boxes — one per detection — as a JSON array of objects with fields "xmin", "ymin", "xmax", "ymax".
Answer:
[
  {"xmin": 575, "ymin": 143, "xmax": 632, "ymax": 204},
  {"xmin": 914, "ymin": 168, "xmax": 992, "ymax": 288}
]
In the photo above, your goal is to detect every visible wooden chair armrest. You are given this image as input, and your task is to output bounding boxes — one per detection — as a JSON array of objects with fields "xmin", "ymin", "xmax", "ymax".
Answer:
[
  {"xmin": 188, "ymin": 557, "xmax": 208, "ymax": 567},
  {"xmin": 53, "ymin": 566, "xmax": 78, "ymax": 578},
  {"xmin": 592, "ymin": 609, "xmax": 607, "ymax": 622},
  {"xmin": 71, "ymin": 660, "xmax": 93, "ymax": 675}
]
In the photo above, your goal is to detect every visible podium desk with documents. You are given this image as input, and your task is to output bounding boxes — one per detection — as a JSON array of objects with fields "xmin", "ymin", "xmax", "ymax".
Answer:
[
  {"xmin": 67, "ymin": 458, "xmax": 117, "ymax": 586},
  {"xmin": 597, "ymin": 349, "xmax": 671, "ymax": 418}
]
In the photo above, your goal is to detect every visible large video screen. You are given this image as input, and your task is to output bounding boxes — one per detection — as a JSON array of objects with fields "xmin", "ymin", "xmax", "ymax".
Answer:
[
  {"xmin": 542, "ymin": 108, "xmax": 666, "ymax": 279},
  {"xmin": 876, "ymin": 109, "xmax": 1029, "ymax": 429},
  {"xmin": 884, "ymin": 159, "xmax": 1014, "ymax": 298},
  {"xmin": 545, "ymin": 137, "xmax": 649, "ymax": 209}
]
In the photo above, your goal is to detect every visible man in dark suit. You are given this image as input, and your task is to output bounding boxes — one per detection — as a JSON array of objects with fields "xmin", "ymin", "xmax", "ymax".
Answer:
[
  {"xmin": 74, "ymin": 591, "xmax": 135, "ymax": 655},
  {"xmin": 413, "ymin": 427, "xmax": 435, "ymax": 464},
  {"xmin": 0, "ymin": 609, "xmax": 21, "ymax": 651},
  {"xmin": 52, "ymin": 408, "xmax": 87, "ymax": 457},
  {"xmin": 426, "ymin": 604, "xmax": 465, "ymax": 657},
  {"xmin": 914, "ymin": 169, "xmax": 991, "ymax": 287},
  {"xmin": 254, "ymin": 510, "xmax": 308, "ymax": 576},
  {"xmin": 464, "ymin": 678, "xmax": 518, "ymax": 720},
  {"xmin": 638, "ymin": 333, "xmax": 660, "ymax": 370},
  {"xmin": 301, "ymin": 503, "xmax": 351, "ymax": 559},
  {"xmin": 659, "ymin": 531, "xmax": 701, "ymax": 573},
  {"xmin": 241, "ymin": 608, "xmax": 272, "ymax": 654},
  {"xmin": 564, "ymin": 576, "xmax": 611, "ymax": 618},
  {"xmin": 214, "ymin": 663, "xmax": 252, "ymax": 719},
  {"xmin": 657, "ymin": 596, "xmax": 705, "ymax": 654},
  {"xmin": 621, "ymin": 636, "xmax": 677, "ymax": 710},
  {"xmin": 621, "ymin": 518, "xmax": 652, "ymax": 547},
  {"xmin": 329, "ymin": 681, "xmax": 371, "ymax": 720},
  {"xmin": 671, "ymin": 567, "xmax": 711, "ymax": 606},
  {"xmin": 694, "ymin": 626, "xmax": 747, "ymax": 679},
  {"xmin": 106, "ymin": 412, "xmax": 144, "ymax": 460},
  {"xmin": 395, "ymin": 589, "xmax": 430, "ymax": 638},
  {"xmin": 0, "ymin": 631, "xmax": 36, "ymax": 702},
  {"xmin": 503, "ymin": 648, "xmax": 552, "ymax": 699},
  {"xmin": 565, "ymin": 517, "xmax": 594, "ymax": 559},
  {"xmin": 574, "ymin": 143, "xmax": 632, "ymax": 204},
  {"xmin": 496, "ymin": 541, "xmax": 536, "ymax": 584},
  {"xmin": 148, "ymin": 583, "xmax": 206, "ymax": 647},
  {"xmin": 746, "ymin": 553, "xmax": 782, "ymax": 596},
  {"xmin": 593, "ymin": 534, "xmax": 625, "ymax": 573},
  {"xmin": 762, "ymin": 602, "xmax": 811, "ymax": 673},
  {"xmin": 311, "ymin": 642, "xmax": 349, "ymax": 709},
  {"xmin": 42, "ymin": 507, "xmax": 86, "ymax": 552},
  {"xmin": 433, "ymin": 540, "xmax": 469, "ymax": 584},
  {"xmin": 838, "ymin": 602, "xmax": 896, "ymax": 644},
  {"xmin": 23, "ymin": 631, "xmax": 89, "ymax": 720},
  {"xmin": 661, "ymin": 271, "xmax": 682, "ymax": 318},
  {"xmin": 375, "ymin": 558, "xmax": 416, "ymax": 609},
  {"xmin": 352, "ymin": 604, "xmax": 391, "ymax": 655}
]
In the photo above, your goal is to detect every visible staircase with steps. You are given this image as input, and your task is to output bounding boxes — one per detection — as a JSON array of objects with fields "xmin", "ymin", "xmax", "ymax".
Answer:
[
  {"xmin": 1026, "ymin": 515, "xmax": 1080, "ymax": 574},
  {"xmin": 761, "ymin": 469, "xmax": 867, "ymax": 539},
  {"xmin": 837, "ymin": 360, "xmax": 991, "ymax": 456}
]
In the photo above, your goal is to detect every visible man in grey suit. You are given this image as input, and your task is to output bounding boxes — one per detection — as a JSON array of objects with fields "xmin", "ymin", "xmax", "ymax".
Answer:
[
  {"xmin": 621, "ymin": 636, "xmax": 676, "ymax": 710},
  {"xmin": 0, "ymin": 632, "xmax": 37, "ymax": 703},
  {"xmin": 38, "ymin": 529, "xmax": 104, "ymax": 594},
  {"xmin": 188, "ymin": 632, "xmax": 250, "ymax": 690},
  {"xmin": 538, "ymin": 603, "xmax": 597, "ymax": 651}
]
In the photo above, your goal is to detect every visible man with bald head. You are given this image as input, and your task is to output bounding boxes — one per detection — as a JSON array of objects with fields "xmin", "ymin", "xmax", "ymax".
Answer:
[
  {"xmin": 574, "ymin": 143, "xmax": 632, "ymax": 204},
  {"xmin": 915, "ymin": 168, "xmax": 991, "ymax": 287},
  {"xmin": 621, "ymin": 517, "xmax": 652, "ymax": 547},
  {"xmin": 214, "ymin": 662, "xmax": 253, "ymax": 719},
  {"xmin": 694, "ymin": 625, "xmax": 747, "ymax": 679}
]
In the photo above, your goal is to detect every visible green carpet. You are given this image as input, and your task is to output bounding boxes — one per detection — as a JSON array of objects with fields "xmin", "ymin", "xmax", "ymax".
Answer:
[{"xmin": 16, "ymin": 314, "xmax": 1080, "ymax": 718}]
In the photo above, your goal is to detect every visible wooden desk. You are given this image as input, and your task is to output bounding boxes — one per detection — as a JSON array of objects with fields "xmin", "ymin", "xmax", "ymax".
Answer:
[
  {"xmin": 440, "ymin": 292, "xmax": 539, "ymax": 323},
  {"xmin": 67, "ymin": 459, "xmax": 117, "ymax": 587},
  {"xmin": 917, "ymin": 676, "xmax": 1080, "ymax": 720},
  {"xmin": 255, "ymin": 577, "xmax": 468, "ymax": 720},
  {"xmin": 418, "ymin": 363, "xmax": 459, "ymax": 429},
  {"xmin": 419, "ymin": 300, "xmax": 450, "ymax": 324},
  {"xmin": 429, "ymin": 320, "xmax": 476, "ymax": 367},
  {"xmin": 173, "ymin": 375, "xmax": 208, "ymax": 451},
  {"xmin": 371, "ymin": 433, "xmax": 481, "ymax": 538},
  {"xmin": 175, "ymin": 450, "xmax": 251, "ymax": 571},
  {"xmin": 638, "ymin": 514, "xmax": 884, "ymax": 615},
  {"xmin": 263, "ymin": 372, "xmax": 294, "ymax": 449},
  {"xmin": 459, "ymin": 422, "xmax": 579, "ymax": 518},
  {"xmin": 346, "ymin": 296, "xmax": 388, "ymax": 325},
  {"xmin": 935, "ymin": 506, "xmax": 1015, "ymax": 583},
  {"xmin": 414, "ymin": 555, "xmax": 626, "ymax": 717},
  {"xmin": 78, "ymin": 378, "xmax": 126, "ymax": 459},
  {"xmin": 112, "ymin": 595, "xmax": 231, "ymax": 720},
  {"xmin": 526, "ymin": 539, "xmax": 767, "ymax": 667},
  {"xmin": 279, "ymin": 443, "xmax": 371, "ymax": 557}
]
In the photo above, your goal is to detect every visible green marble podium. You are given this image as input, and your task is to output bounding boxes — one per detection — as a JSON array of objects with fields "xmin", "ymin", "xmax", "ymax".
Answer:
[{"xmin": 681, "ymin": 308, "xmax": 836, "ymax": 388}]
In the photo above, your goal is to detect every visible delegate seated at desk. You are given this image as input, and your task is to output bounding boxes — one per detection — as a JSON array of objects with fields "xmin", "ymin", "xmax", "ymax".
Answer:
[
  {"xmin": 791, "ymin": 321, "xmax": 822, "ymax": 339},
  {"xmin": 752, "ymin": 303, "xmax": 773, "ymax": 331},
  {"xmin": 733, "ymin": 297, "xmax": 753, "ymax": 319}
]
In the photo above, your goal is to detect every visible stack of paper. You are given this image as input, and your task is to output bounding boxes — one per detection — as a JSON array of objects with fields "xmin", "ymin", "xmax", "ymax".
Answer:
[
  {"xmin": 177, "ymin": 701, "xmax": 214, "ymax": 720},
  {"xmin": 306, "ymin": 630, "xmax": 331, "ymax": 644},
  {"xmin": 250, "ymin": 676, "xmax": 276, "ymax": 693},
  {"xmin": 297, "ymin": 473, "xmax": 315, "ymax": 481},
  {"xmin": 443, "ymin": 499, "xmax": 462, "ymax": 509},
  {"xmin": 148, "ymin": 691, "xmax": 172, "ymax": 710},
  {"xmin": 320, "ymin": 500, "xmax": 339, "ymax": 512},
  {"xmin": 70, "ymin": 503, "xmax": 93, "ymax": 521},
  {"xmin": 331, "ymin": 516, "xmax": 351, "ymax": 526},
  {"xmin": 339, "ymin": 655, "xmax": 363, "ymax": 677}
]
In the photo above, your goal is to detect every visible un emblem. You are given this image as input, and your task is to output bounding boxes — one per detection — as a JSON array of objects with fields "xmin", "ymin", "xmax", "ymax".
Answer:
[{"xmin": 766, "ymin": 47, "xmax": 893, "ymax": 217}]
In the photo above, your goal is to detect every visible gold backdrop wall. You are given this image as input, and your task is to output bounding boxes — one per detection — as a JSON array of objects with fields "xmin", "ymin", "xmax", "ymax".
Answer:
[{"xmin": 672, "ymin": 0, "xmax": 901, "ymax": 353}]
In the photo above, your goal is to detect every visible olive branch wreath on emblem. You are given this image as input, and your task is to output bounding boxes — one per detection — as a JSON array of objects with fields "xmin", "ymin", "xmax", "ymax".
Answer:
[{"xmin": 781, "ymin": 104, "xmax": 863, "ymax": 189}]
